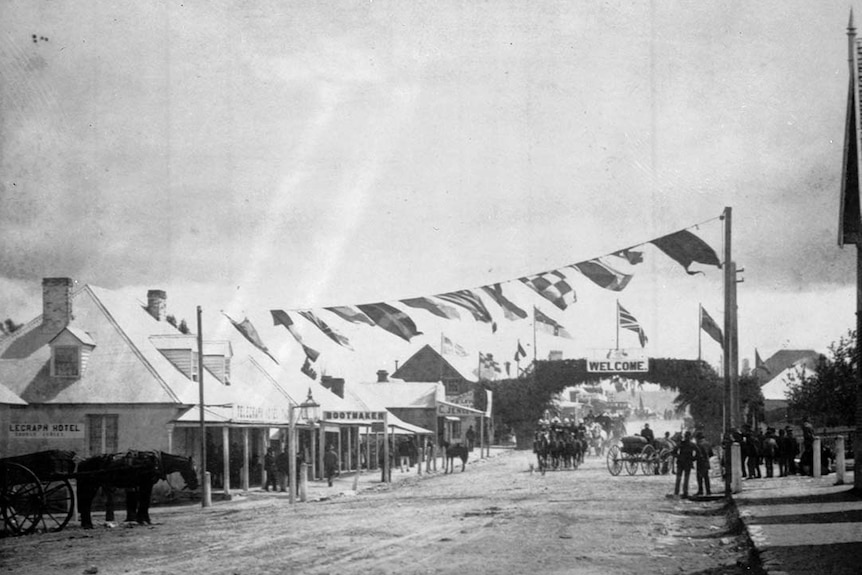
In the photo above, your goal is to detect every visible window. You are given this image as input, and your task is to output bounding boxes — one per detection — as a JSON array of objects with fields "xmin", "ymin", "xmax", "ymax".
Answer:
[
  {"xmin": 87, "ymin": 414, "xmax": 118, "ymax": 455},
  {"xmin": 53, "ymin": 346, "xmax": 79, "ymax": 377}
]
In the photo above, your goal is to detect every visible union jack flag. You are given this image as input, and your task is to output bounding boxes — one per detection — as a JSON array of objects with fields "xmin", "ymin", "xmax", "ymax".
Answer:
[{"xmin": 617, "ymin": 302, "xmax": 648, "ymax": 348}]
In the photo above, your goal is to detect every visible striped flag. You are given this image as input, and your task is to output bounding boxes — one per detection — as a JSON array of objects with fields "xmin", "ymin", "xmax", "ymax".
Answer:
[
  {"xmin": 434, "ymin": 290, "xmax": 495, "ymax": 327},
  {"xmin": 533, "ymin": 307, "xmax": 572, "ymax": 339},
  {"xmin": 481, "ymin": 283, "xmax": 528, "ymax": 320},
  {"xmin": 514, "ymin": 340, "xmax": 527, "ymax": 362},
  {"xmin": 300, "ymin": 356, "xmax": 317, "ymax": 380},
  {"xmin": 699, "ymin": 305, "xmax": 723, "ymax": 348},
  {"xmin": 572, "ymin": 259, "xmax": 633, "ymax": 291},
  {"xmin": 442, "ymin": 334, "xmax": 469, "ymax": 357},
  {"xmin": 401, "ymin": 297, "xmax": 461, "ymax": 320},
  {"xmin": 270, "ymin": 310, "xmax": 321, "ymax": 361},
  {"xmin": 325, "ymin": 306, "xmax": 376, "ymax": 326},
  {"xmin": 297, "ymin": 310, "xmax": 353, "ymax": 350},
  {"xmin": 617, "ymin": 302, "xmax": 648, "ymax": 348},
  {"xmin": 520, "ymin": 269, "xmax": 576, "ymax": 311},
  {"xmin": 224, "ymin": 313, "xmax": 279, "ymax": 364},
  {"xmin": 356, "ymin": 303, "xmax": 422, "ymax": 342}
]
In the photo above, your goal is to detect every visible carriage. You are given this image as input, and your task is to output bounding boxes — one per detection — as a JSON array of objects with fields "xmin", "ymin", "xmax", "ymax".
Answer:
[
  {"xmin": 605, "ymin": 435, "xmax": 675, "ymax": 476},
  {"xmin": 1, "ymin": 449, "xmax": 198, "ymax": 536},
  {"xmin": 0, "ymin": 450, "xmax": 77, "ymax": 535}
]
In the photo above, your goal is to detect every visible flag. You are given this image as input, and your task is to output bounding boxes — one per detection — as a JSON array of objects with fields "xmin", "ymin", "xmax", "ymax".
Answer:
[
  {"xmin": 613, "ymin": 248, "xmax": 644, "ymax": 265},
  {"xmin": 300, "ymin": 356, "xmax": 317, "ymax": 380},
  {"xmin": 480, "ymin": 283, "xmax": 528, "ymax": 320},
  {"xmin": 434, "ymin": 290, "xmax": 495, "ymax": 327},
  {"xmin": 504, "ymin": 361, "xmax": 511, "ymax": 376},
  {"xmin": 356, "ymin": 302, "xmax": 423, "ymax": 342},
  {"xmin": 572, "ymin": 259, "xmax": 633, "ymax": 291},
  {"xmin": 401, "ymin": 297, "xmax": 461, "ymax": 320},
  {"xmin": 755, "ymin": 349, "xmax": 770, "ymax": 374},
  {"xmin": 479, "ymin": 352, "xmax": 502, "ymax": 373},
  {"xmin": 442, "ymin": 334, "xmax": 469, "ymax": 357},
  {"xmin": 533, "ymin": 306, "xmax": 573, "ymax": 339},
  {"xmin": 514, "ymin": 340, "xmax": 527, "ymax": 362},
  {"xmin": 325, "ymin": 306, "xmax": 376, "ymax": 326},
  {"xmin": 617, "ymin": 302, "xmax": 647, "ymax": 348},
  {"xmin": 224, "ymin": 313, "xmax": 279, "ymax": 364},
  {"xmin": 699, "ymin": 305, "xmax": 723, "ymax": 348},
  {"xmin": 270, "ymin": 310, "xmax": 321, "ymax": 362},
  {"xmin": 520, "ymin": 269, "xmax": 576, "ymax": 310},
  {"xmin": 297, "ymin": 310, "xmax": 353, "ymax": 350},
  {"xmin": 650, "ymin": 229, "xmax": 721, "ymax": 275}
]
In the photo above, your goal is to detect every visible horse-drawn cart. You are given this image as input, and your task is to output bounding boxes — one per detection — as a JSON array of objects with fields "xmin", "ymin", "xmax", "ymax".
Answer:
[
  {"xmin": 0, "ymin": 450, "xmax": 77, "ymax": 535},
  {"xmin": 606, "ymin": 436, "xmax": 662, "ymax": 476}
]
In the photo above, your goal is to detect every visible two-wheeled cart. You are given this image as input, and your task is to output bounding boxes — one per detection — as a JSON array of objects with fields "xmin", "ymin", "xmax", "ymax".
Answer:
[
  {"xmin": 0, "ymin": 450, "xmax": 77, "ymax": 535},
  {"xmin": 606, "ymin": 436, "xmax": 660, "ymax": 476}
]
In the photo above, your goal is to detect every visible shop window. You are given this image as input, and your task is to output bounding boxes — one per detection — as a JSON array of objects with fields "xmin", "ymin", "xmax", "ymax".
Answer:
[
  {"xmin": 87, "ymin": 414, "xmax": 118, "ymax": 455},
  {"xmin": 52, "ymin": 345, "xmax": 80, "ymax": 377}
]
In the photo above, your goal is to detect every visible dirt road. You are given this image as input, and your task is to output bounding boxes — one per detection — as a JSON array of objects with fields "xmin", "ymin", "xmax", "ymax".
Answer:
[{"xmin": 1, "ymin": 448, "xmax": 758, "ymax": 575}]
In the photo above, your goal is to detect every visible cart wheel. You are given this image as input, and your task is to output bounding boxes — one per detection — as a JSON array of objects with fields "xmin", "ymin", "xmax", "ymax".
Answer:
[
  {"xmin": 640, "ymin": 445, "xmax": 658, "ymax": 475},
  {"xmin": 606, "ymin": 445, "xmax": 622, "ymax": 476},
  {"xmin": 624, "ymin": 454, "xmax": 639, "ymax": 475},
  {"xmin": 40, "ymin": 478, "xmax": 74, "ymax": 532},
  {"xmin": 0, "ymin": 462, "xmax": 44, "ymax": 535}
]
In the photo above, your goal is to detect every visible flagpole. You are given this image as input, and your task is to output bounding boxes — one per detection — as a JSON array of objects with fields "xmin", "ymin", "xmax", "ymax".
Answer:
[
  {"xmin": 698, "ymin": 304, "xmax": 703, "ymax": 362},
  {"xmin": 197, "ymin": 306, "xmax": 209, "ymax": 508},
  {"xmin": 439, "ymin": 332, "xmax": 444, "ymax": 382},
  {"xmin": 532, "ymin": 310, "xmax": 538, "ymax": 367},
  {"xmin": 477, "ymin": 351, "xmax": 482, "ymax": 382},
  {"xmin": 615, "ymin": 300, "xmax": 620, "ymax": 350}
]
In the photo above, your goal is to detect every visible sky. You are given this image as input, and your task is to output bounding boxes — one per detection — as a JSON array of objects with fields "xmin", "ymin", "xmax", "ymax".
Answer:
[{"xmin": 1, "ymin": 1, "xmax": 859, "ymax": 383}]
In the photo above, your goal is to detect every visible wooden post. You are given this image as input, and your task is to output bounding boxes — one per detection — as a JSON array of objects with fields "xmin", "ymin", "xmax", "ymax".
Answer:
[
  {"xmin": 241, "ymin": 428, "xmax": 250, "ymax": 492},
  {"xmin": 196, "ymin": 306, "xmax": 209, "ymax": 507},
  {"xmin": 813, "ymin": 437, "xmax": 822, "ymax": 478},
  {"xmin": 318, "ymin": 423, "xmax": 325, "ymax": 481},
  {"xmin": 221, "ymin": 426, "xmax": 230, "ymax": 497},
  {"xmin": 288, "ymin": 407, "xmax": 297, "ymax": 504},
  {"xmin": 383, "ymin": 413, "xmax": 391, "ymax": 483},
  {"xmin": 835, "ymin": 436, "xmax": 846, "ymax": 485},
  {"xmin": 353, "ymin": 426, "xmax": 361, "ymax": 491}
]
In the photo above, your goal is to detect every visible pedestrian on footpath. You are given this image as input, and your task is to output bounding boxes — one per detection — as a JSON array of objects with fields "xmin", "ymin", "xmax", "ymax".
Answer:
[
  {"xmin": 397, "ymin": 438, "xmax": 411, "ymax": 472},
  {"xmin": 263, "ymin": 447, "xmax": 278, "ymax": 491},
  {"xmin": 693, "ymin": 431, "xmax": 713, "ymax": 497},
  {"xmin": 776, "ymin": 428, "xmax": 789, "ymax": 477},
  {"xmin": 762, "ymin": 428, "xmax": 778, "ymax": 478},
  {"xmin": 801, "ymin": 417, "xmax": 815, "ymax": 475},
  {"xmin": 275, "ymin": 447, "xmax": 290, "ymax": 492},
  {"xmin": 673, "ymin": 430, "xmax": 698, "ymax": 499},
  {"xmin": 324, "ymin": 445, "xmax": 339, "ymax": 487}
]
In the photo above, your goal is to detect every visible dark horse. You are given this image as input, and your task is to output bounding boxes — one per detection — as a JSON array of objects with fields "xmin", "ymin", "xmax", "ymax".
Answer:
[
  {"xmin": 77, "ymin": 450, "xmax": 198, "ymax": 529},
  {"xmin": 440, "ymin": 440, "xmax": 469, "ymax": 473}
]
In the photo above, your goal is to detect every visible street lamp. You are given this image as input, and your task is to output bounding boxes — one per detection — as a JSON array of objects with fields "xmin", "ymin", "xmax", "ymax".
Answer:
[{"xmin": 289, "ymin": 389, "xmax": 320, "ymax": 504}]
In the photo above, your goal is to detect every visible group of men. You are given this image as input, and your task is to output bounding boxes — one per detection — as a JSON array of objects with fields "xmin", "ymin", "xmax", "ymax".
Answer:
[{"xmin": 639, "ymin": 423, "xmax": 714, "ymax": 499}]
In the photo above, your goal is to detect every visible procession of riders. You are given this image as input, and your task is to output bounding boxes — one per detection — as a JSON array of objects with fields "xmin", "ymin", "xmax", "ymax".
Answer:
[{"xmin": 532, "ymin": 412, "xmax": 627, "ymax": 471}]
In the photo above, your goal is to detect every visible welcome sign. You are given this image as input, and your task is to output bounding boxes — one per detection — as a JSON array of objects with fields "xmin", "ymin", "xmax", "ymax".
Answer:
[{"xmin": 587, "ymin": 349, "xmax": 649, "ymax": 373}]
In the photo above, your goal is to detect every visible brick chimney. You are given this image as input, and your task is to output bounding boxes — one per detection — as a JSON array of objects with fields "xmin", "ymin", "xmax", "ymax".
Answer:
[
  {"xmin": 376, "ymin": 369, "xmax": 389, "ymax": 382},
  {"xmin": 320, "ymin": 375, "xmax": 345, "ymax": 398},
  {"xmin": 42, "ymin": 277, "xmax": 74, "ymax": 333},
  {"xmin": 146, "ymin": 290, "xmax": 167, "ymax": 321}
]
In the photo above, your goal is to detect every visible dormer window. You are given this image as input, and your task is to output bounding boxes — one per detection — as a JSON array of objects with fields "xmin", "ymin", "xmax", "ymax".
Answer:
[{"xmin": 49, "ymin": 326, "xmax": 96, "ymax": 378}]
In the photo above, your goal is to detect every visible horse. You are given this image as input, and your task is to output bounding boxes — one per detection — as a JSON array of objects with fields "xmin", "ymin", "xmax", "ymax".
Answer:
[
  {"xmin": 76, "ymin": 450, "xmax": 198, "ymax": 529},
  {"xmin": 440, "ymin": 440, "xmax": 469, "ymax": 473},
  {"xmin": 533, "ymin": 431, "xmax": 551, "ymax": 474},
  {"xmin": 588, "ymin": 423, "xmax": 609, "ymax": 457}
]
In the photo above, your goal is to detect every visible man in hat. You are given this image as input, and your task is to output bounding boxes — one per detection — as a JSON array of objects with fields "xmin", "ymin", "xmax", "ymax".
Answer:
[
  {"xmin": 693, "ymin": 431, "xmax": 713, "ymax": 497},
  {"xmin": 673, "ymin": 430, "xmax": 698, "ymax": 498}
]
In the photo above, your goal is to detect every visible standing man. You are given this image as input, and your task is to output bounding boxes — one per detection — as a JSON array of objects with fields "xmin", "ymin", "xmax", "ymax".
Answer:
[
  {"xmin": 275, "ymin": 447, "xmax": 290, "ymax": 492},
  {"xmin": 263, "ymin": 448, "xmax": 278, "ymax": 492},
  {"xmin": 693, "ymin": 432, "xmax": 713, "ymax": 497},
  {"xmin": 465, "ymin": 426, "xmax": 476, "ymax": 452},
  {"xmin": 672, "ymin": 431, "xmax": 698, "ymax": 499},
  {"xmin": 801, "ymin": 417, "xmax": 815, "ymax": 475},
  {"xmin": 324, "ymin": 445, "xmax": 339, "ymax": 487},
  {"xmin": 762, "ymin": 428, "xmax": 778, "ymax": 478}
]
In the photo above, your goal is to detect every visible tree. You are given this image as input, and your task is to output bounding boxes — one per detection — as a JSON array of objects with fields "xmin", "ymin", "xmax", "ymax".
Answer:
[{"xmin": 786, "ymin": 330, "xmax": 855, "ymax": 428}]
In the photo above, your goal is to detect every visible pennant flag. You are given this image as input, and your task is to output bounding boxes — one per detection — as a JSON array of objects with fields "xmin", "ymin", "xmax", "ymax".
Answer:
[
  {"xmin": 699, "ymin": 305, "xmax": 723, "ymax": 348},
  {"xmin": 514, "ymin": 340, "xmax": 527, "ymax": 362},
  {"xmin": 297, "ymin": 310, "xmax": 353, "ymax": 350},
  {"xmin": 224, "ymin": 313, "xmax": 279, "ymax": 364},
  {"xmin": 401, "ymin": 297, "xmax": 461, "ymax": 320},
  {"xmin": 617, "ymin": 302, "xmax": 648, "ymax": 348},
  {"xmin": 270, "ymin": 310, "xmax": 321, "ymax": 362},
  {"xmin": 755, "ymin": 349, "xmax": 770, "ymax": 374},
  {"xmin": 650, "ymin": 229, "xmax": 721, "ymax": 275},
  {"xmin": 504, "ymin": 361, "xmax": 511, "ymax": 376},
  {"xmin": 300, "ymin": 356, "xmax": 317, "ymax": 380},
  {"xmin": 356, "ymin": 303, "xmax": 423, "ymax": 342},
  {"xmin": 325, "ymin": 306, "xmax": 376, "ymax": 326},
  {"xmin": 572, "ymin": 259, "xmax": 633, "ymax": 291},
  {"xmin": 520, "ymin": 269, "xmax": 576, "ymax": 311},
  {"xmin": 613, "ymin": 248, "xmax": 644, "ymax": 265},
  {"xmin": 442, "ymin": 334, "xmax": 469, "ymax": 357},
  {"xmin": 481, "ymin": 283, "xmax": 528, "ymax": 320},
  {"xmin": 533, "ymin": 306, "xmax": 573, "ymax": 339},
  {"xmin": 434, "ymin": 290, "xmax": 495, "ymax": 327}
]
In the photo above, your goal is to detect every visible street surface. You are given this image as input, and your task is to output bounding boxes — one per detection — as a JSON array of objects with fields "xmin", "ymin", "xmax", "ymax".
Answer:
[{"xmin": 0, "ymin": 434, "xmax": 757, "ymax": 575}]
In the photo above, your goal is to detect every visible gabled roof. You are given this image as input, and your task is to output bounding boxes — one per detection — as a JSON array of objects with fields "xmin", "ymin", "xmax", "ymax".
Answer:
[
  {"xmin": 50, "ymin": 326, "xmax": 96, "ymax": 347},
  {"xmin": 342, "ymin": 385, "xmax": 434, "ymax": 434},
  {"xmin": 761, "ymin": 356, "xmax": 819, "ymax": 401},
  {"xmin": 756, "ymin": 350, "xmax": 819, "ymax": 383},
  {"xmin": 392, "ymin": 344, "xmax": 476, "ymax": 383},
  {"xmin": 0, "ymin": 382, "xmax": 26, "ymax": 405}
]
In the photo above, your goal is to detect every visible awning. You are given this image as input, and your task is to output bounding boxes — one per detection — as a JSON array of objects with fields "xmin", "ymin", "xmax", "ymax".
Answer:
[{"xmin": 444, "ymin": 416, "xmax": 459, "ymax": 422}]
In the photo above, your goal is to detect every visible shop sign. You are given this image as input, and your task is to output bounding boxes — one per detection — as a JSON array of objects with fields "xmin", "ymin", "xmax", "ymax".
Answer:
[
  {"xmin": 323, "ymin": 411, "xmax": 387, "ymax": 421},
  {"xmin": 370, "ymin": 422, "xmax": 385, "ymax": 433},
  {"xmin": 232, "ymin": 405, "xmax": 290, "ymax": 423},
  {"xmin": 9, "ymin": 422, "xmax": 85, "ymax": 439},
  {"xmin": 436, "ymin": 402, "xmax": 479, "ymax": 417},
  {"xmin": 587, "ymin": 349, "xmax": 649, "ymax": 373},
  {"xmin": 447, "ymin": 391, "xmax": 475, "ymax": 408}
]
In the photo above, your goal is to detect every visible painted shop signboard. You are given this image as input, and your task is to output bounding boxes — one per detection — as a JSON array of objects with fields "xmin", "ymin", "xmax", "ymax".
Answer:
[{"xmin": 9, "ymin": 422, "xmax": 85, "ymax": 439}]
